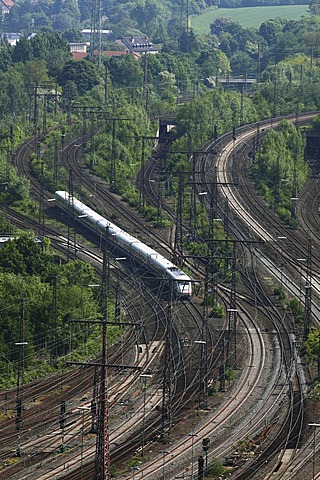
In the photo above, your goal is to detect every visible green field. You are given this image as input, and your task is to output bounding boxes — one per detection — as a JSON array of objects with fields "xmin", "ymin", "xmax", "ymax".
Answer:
[{"xmin": 190, "ymin": 5, "xmax": 309, "ymax": 32}]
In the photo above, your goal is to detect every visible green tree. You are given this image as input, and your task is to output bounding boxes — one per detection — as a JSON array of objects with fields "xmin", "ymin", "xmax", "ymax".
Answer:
[
  {"xmin": 0, "ymin": 42, "xmax": 13, "ymax": 71},
  {"xmin": 107, "ymin": 55, "xmax": 144, "ymax": 88},
  {"xmin": 0, "ymin": 233, "xmax": 49, "ymax": 276},
  {"xmin": 12, "ymin": 36, "xmax": 33, "ymax": 63},
  {"xmin": 309, "ymin": 0, "xmax": 320, "ymax": 15},
  {"xmin": 0, "ymin": 67, "xmax": 29, "ymax": 120},
  {"xmin": 253, "ymin": 120, "xmax": 307, "ymax": 215},
  {"xmin": 305, "ymin": 328, "xmax": 320, "ymax": 366},
  {"xmin": 131, "ymin": 0, "xmax": 167, "ymax": 36},
  {"xmin": 62, "ymin": 28, "xmax": 85, "ymax": 43},
  {"xmin": 58, "ymin": 60, "xmax": 100, "ymax": 95},
  {"xmin": 259, "ymin": 18, "xmax": 287, "ymax": 45},
  {"xmin": 197, "ymin": 49, "xmax": 230, "ymax": 78},
  {"xmin": 230, "ymin": 50, "xmax": 256, "ymax": 75},
  {"xmin": 18, "ymin": 59, "xmax": 50, "ymax": 89},
  {"xmin": 28, "ymin": 32, "xmax": 71, "ymax": 75}
]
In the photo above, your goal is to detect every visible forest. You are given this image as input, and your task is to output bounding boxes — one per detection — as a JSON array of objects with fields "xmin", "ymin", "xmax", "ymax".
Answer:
[
  {"xmin": 1, "ymin": 0, "xmax": 312, "ymax": 38},
  {"xmin": 0, "ymin": 0, "xmax": 320, "ymax": 383}
]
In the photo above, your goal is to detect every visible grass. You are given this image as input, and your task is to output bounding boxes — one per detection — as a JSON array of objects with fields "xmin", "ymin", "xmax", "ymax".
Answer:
[{"xmin": 190, "ymin": 4, "xmax": 309, "ymax": 32}]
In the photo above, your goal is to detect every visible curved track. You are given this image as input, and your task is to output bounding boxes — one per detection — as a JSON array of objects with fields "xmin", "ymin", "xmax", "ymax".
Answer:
[{"xmin": 2, "ymin": 112, "xmax": 320, "ymax": 479}]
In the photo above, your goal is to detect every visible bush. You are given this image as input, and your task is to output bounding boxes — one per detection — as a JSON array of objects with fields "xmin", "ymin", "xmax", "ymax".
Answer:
[{"xmin": 207, "ymin": 458, "xmax": 228, "ymax": 476}]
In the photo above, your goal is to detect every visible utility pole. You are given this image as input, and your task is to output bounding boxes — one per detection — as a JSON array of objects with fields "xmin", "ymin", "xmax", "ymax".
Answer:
[
  {"xmin": 140, "ymin": 136, "xmax": 146, "ymax": 210},
  {"xmin": 240, "ymin": 84, "xmax": 244, "ymax": 125},
  {"xmin": 66, "ymin": 234, "xmax": 142, "ymax": 478},
  {"xmin": 67, "ymin": 172, "xmax": 77, "ymax": 261},
  {"xmin": 91, "ymin": 365, "xmax": 99, "ymax": 433},
  {"xmin": 136, "ymin": 135, "xmax": 159, "ymax": 211},
  {"xmin": 82, "ymin": 108, "xmax": 87, "ymax": 166},
  {"xmin": 190, "ymin": 151, "xmax": 198, "ymax": 236},
  {"xmin": 161, "ymin": 286, "xmax": 174, "ymax": 443},
  {"xmin": 223, "ymin": 199, "xmax": 229, "ymax": 277},
  {"xmin": 110, "ymin": 118, "xmax": 116, "ymax": 189},
  {"xmin": 198, "ymin": 261, "xmax": 209, "ymax": 410},
  {"xmin": 274, "ymin": 155, "xmax": 281, "ymax": 210},
  {"xmin": 107, "ymin": 116, "xmax": 131, "ymax": 189},
  {"xmin": 38, "ymin": 160, "xmax": 45, "ymax": 237},
  {"xmin": 16, "ymin": 297, "xmax": 27, "ymax": 457},
  {"xmin": 51, "ymin": 274, "xmax": 58, "ymax": 367},
  {"xmin": 304, "ymin": 238, "xmax": 312, "ymax": 340},
  {"xmin": 272, "ymin": 76, "xmax": 277, "ymax": 119},
  {"xmin": 34, "ymin": 85, "xmax": 39, "ymax": 133},
  {"xmin": 89, "ymin": 113, "xmax": 95, "ymax": 169},
  {"xmin": 42, "ymin": 94, "xmax": 47, "ymax": 136},
  {"xmin": 95, "ymin": 233, "xmax": 110, "ymax": 480},
  {"xmin": 104, "ymin": 66, "xmax": 109, "ymax": 111},
  {"xmin": 256, "ymin": 42, "xmax": 261, "ymax": 87},
  {"xmin": 54, "ymin": 139, "xmax": 58, "ymax": 188},
  {"xmin": 143, "ymin": 52, "xmax": 148, "ymax": 109},
  {"xmin": 59, "ymin": 400, "xmax": 66, "ymax": 452},
  {"xmin": 173, "ymin": 171, "xmax": 185, "ymax": 265},
  {"xmin": 227, "ymin": 242, "xmax": 238, "ymax": 369}
]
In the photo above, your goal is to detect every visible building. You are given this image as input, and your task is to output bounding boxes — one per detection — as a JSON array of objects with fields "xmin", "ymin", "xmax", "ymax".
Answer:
[
  {"xmin": 69, "ymin": 42, "xmax": 88, "ymax": 54},
  {"xmin": 0, "ymin": 0, "xmax": 13, "ymax": 16},
  {"xmin": 71, "ymin": 48, "xmax": 137, "ymax": 61},
  {"xmin": 1, "ymin": 32, "xmax": 21, "ymax": 46},
  {"xmin": 81, "ymin": 28, "xmax": 112, "ymax": 41},
  {"xmin": 120, "ymin": 36, "xmax": 158, "ymax": 55}
]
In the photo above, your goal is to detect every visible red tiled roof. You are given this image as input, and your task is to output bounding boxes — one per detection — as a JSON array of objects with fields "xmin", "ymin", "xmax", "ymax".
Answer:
[
  {"xmin": 103, "ymin": 50, "xmax": 129, "ymax": 57},
  {"xmin": 72, "ymin": 50, "xmax": 134, "ymax": 61},
  {"xmin": 1, "ymin": 0, "xmax": 14, "ymax": 7},
  {"xmin": 72, "ymin": 52, "xmax": 88, "ymax": 60}
]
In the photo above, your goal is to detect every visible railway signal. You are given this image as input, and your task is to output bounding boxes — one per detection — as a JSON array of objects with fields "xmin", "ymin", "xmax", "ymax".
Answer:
[
  {"xmin": 202, "ymin": 437, "xmax": 211, "ymax": 475},
  {"xmin": 198, "ymin": 455, "xmax": 205, "ymax": 479}
]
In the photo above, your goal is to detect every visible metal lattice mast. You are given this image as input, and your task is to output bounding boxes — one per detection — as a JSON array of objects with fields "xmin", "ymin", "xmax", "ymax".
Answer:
[
  {"xmin": 179, "ymin": 0, "xmax": 189, "ymax": 52},
  {"xmin": 90, "ymin": 0, "xmax": 102, "ymax": 65},
  {"xmin": 95, "ymin": 229, "xmax": 110, "ymax": 480}
]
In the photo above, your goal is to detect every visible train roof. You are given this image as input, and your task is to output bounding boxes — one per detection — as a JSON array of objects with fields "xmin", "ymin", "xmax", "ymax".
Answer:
[{"xmin": 55, "ymin": 191, "xmax": 191, "ymax": 282}]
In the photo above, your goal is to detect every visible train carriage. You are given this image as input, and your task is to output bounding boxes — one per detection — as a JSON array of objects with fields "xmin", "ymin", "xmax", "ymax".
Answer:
[{"xmin": 54, "ymin": 191, "xmax": 192, "ymax": 297}]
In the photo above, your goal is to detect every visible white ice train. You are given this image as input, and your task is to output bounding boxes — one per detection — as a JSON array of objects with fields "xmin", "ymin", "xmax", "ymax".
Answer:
[{"xmin": 55, "ymin": 191, "xmax": 192, "ymax": 297}]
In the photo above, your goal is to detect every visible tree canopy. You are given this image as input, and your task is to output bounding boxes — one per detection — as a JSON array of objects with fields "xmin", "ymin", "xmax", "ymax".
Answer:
[{"xmin": 57, "ymin": 59, "xmax": 100, "ymax": 95}]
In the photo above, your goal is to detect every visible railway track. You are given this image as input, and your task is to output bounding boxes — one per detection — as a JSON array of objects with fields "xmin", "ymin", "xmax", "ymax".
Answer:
[
  {"xmin": 191, "ymin": 112, "xmax": 319, "ymax": 479},
  {"xmin": 0, "ymin": 212, "xmax": 208, "ymax": 479},
  {"xmin": 3, "ymin": 113, "xmax": 320, "ymax": 480}
]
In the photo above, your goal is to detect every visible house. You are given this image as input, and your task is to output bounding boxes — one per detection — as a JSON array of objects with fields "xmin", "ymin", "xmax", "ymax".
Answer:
[
  {"xmin": 120, "ymin": 36, "xmax": 158, "ymax": 55},
  {"xmin": 69, "ymin": 42, "xmax": 88, "ymax": 54},
  {"xmin": 71, "ymin": 48, "xmax": 136, "ymax": 61},
  {"xmin": 0, "ymin": 0, "xmax": 13, "ymax": 15},
  {"xmin": 0, "ymin": 235, "xmax": 42, "ymax": 248},
  {"xmin": 81, "ymin": 28, "xmax": 112, "ymax": 42},
  {"xmin": 1, "ymin": 32, "xmax": 22, "ymax": 46}
]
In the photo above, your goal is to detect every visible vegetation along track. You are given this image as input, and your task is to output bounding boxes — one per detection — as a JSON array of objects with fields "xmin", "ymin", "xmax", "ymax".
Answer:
[
  {"xmin": 60, "ymin": 126, "xmax": 304, "ymax": 476},
  {"xmin": 190, "ymin": 111, "xmax": 319, "ymax": 478},
  {"xmin": 3, "ymin": 113, "xmax": 320, "ymax": 480},
  {"xmin": 0, "ymin": 211, "xmax": 210, "ymax": 478}
]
